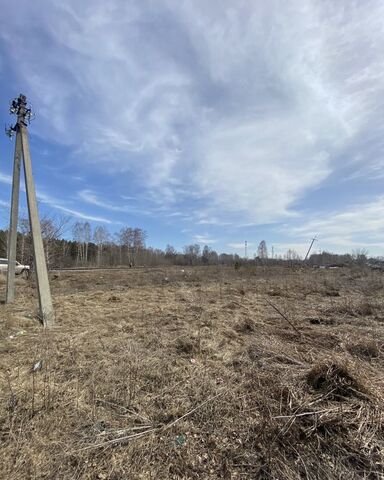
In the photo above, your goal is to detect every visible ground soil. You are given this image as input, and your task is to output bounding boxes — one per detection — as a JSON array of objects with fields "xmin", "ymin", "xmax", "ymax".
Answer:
[{"xmin": 1, "ymin": 266, "xmax": 384, "ymax": 479}]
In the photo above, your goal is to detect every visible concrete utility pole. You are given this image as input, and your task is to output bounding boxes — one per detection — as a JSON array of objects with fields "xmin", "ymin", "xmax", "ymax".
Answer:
[
  {"xmin": 304, "ymin": 236, "xmax": 317, "ymax": 262},
  {"xmin": 244, "ymin": 240, "xmax": 247, "ymax": 259},
  {"xmin": 5, "ymin": 94, "xmax": 54, "ymax": 327},
  {"xmin": 6, "ymin": 133, "xmax": 22, "ymax": 303}
]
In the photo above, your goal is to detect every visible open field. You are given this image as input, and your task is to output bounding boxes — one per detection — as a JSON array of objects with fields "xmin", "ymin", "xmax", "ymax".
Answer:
[{"xmin": 1, "ymin": 266, "xmax": 384, "ymax": 479}]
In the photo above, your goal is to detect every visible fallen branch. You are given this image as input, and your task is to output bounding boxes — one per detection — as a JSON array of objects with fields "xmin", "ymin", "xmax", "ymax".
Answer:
[
  {"xmin": 273, "ymin": 409, "xmax": 329, "ymax": 419},
  {"xmin": 73, "ymin": 390, "xmax": 226, "ymax": 452},
  {"xmin": 163, "ymin": 390, "xmax": 226, "ymax": 431},
  {"xmin": 265, "ymin": 298, "xmax": 302, "ymax": 336},
  {"xmin": 76, "ymin": 427, "xmax": 158, "ymax": 451}
]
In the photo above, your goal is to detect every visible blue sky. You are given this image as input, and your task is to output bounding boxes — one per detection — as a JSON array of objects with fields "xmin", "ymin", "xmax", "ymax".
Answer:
[{"xmin": 1, "ymin": 0, "xmax": 384, "ymax": 257}]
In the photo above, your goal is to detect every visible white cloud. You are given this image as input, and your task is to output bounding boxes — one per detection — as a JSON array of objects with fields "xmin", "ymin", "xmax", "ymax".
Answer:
[
  {"xmin": 78, "ymin": 189, "xmax": 153, "ymax": 216},
  {"xmin": 228, "ymin": 242, "xmax": 254, "ymax": 249},
  {"xmin": 289, "ymin": 196, "xmax": 384, "ymax": 250},
  {"xmin": 37, "ymin": 191, "xmax": 113, "ymax": 223},
  {"xmin": 79, "ymin": 190, "xmax": 127, "ymax": 211},
  {"xmin": 47, "ymin": 204, "xmax": 113, "ymax": 224},
  {"xmin": 0, "ymin": 170, "xmax": 111, "ymax": 224},
  {"xmin": 193, "ymin": 234, "xmax": 216, "ymax": 245},
  {"xmin": 45, "ymin": 198, "xmax": 116, "ymax": 224},
  {"xmin": 0, "ymin": 173, "xmax": 12, "ymax": 185}
]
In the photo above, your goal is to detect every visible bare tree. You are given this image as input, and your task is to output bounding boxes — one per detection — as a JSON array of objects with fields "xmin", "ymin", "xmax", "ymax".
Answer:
[
  {"xmin": 0, "ymin": 229, "xmax": 7, "ymax": 258},
  {"xmin": 133, "ymin": 228, "xmax": 147, "ymax": 265},
  {"xmin": 19, "ymin": 214, "xmax": 69, "ymax": 269},
  {"xmin": 165, "ymin": 244, "xmax": 177, "ymax": 258},
  {"xmin": 118, "ymin": 227, "xmax": 134, "ymax": 264},
  {"xmin": 352, "ymin": 248, "xmax": 368, "ymax": 266},
  {"xmin": 202, "ymin": 245, "xmax": 211, "ymax": 265},
  {"xmin": 183, "ymin": 244, "xmax": 201, "ymax": 265},
  {"xmin": 41, "ymin": 215, "xmax": 70, "ymax": 268},
  {"xmin": 72, "ymin": 221, "xmax": 92, "ymax": 265},
  {"xmin": 285, "ymin": 249, "xmax": 301, "ymax": 267},
  {"xmin": 117, "ymin": 227, "xmax": 147, "ymax": 266},
  {"xmin": 73, "ymin": 222, "xmax": 85, "ymax": 265},
  {"xmin": 93, "ymin": 226, "xmax": 109, "ymax": 266},
  {"xmin": 84, "ymin": 222, "xmax": 91, "ymax": 263},
  {"xmin": 208, "ymin": 249, "xmax": 219, "ymax": 265}
]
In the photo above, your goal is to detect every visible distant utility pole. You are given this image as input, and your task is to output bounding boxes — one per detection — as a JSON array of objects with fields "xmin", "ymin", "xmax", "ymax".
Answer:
[
  {"xmin": 304, "ymin": 236, "xmax": 317, "ymax": 262},
  {"xmin": 5, "ymin": 94, "xmax": 54, "ymax": 327},
  {"xmin": 271, "ymin": 246, "xmax": 274, "ymax": 259},
  {"xmin": 244, "ymin": 240, "xmax": 247, "ymax": 259}
]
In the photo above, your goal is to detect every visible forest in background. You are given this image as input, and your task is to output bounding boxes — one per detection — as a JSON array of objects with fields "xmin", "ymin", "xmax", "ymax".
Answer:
[{"xmin": 0, "ymin": 216, "xmax": 379, "ymax": 269}]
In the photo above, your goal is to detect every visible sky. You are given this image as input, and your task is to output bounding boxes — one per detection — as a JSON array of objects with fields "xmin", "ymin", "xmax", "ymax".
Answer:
[{"xmin": 0, "ymin": 0, "xmax": 384, "ymax": 258}]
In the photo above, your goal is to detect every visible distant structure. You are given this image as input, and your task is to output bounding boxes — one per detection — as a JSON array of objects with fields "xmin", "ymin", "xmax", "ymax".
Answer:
[
  {"xmin": 244, "ymin": 240, "xmax": 247, "ymax": 259},
  {"xmin": 304, "ymin": 236, "xmax": 317, "ymax": 262},
  {"xmin": 5, "ymin": 94, "xmax": 54, "ymax": 327}
]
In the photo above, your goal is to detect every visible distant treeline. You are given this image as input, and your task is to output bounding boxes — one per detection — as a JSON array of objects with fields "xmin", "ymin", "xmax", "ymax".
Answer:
[{"xmin": 0, "ymin": 217, "xmax": 378, "ymax": 270}]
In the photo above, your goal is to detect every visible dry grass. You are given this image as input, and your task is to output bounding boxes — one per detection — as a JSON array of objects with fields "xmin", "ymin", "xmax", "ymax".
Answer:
[{"xmin": 0, "ymin": 266, "xmax": 384, "ymax": 479}]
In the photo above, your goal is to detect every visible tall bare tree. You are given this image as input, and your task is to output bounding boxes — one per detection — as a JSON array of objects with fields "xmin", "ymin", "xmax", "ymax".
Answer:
[
  {"xmin": 133, "ymin": 227, "xmax": 147, "ymax": 265},
  {"xmin": 183, "ymin": 244, "xmax": 201, "ymax": 265},
  {"xmin": 202, "ymin": 245, "xmax": 211, "ymax": 265},
  {"xmin": 72, "ymin": 221, "xmax": 92, "ymax": 265},
  {"xmin": 84, "ymin": 222, "xmax": 91, "ymax": 263},
  {"xmin": 73, "ymin": 222, "xmax": 85, "ymax": 265},
  {"xmin": 93, "ymin": 226, "xmax": 109, "ymax": 266},
  {"xmin": 18, "ymin": 214, "xmax": 69, "ymax": 269},
  {"xmin": 165, "ymin": 244, "xmax": 177, "ymax": 258},
  {"xmin": 118, "ymin": 227, "xmax": 134, "ymax": 264},
  {"xmin": 117, "ymin": 227, "xmax": 147, "ymax": 265},
  {"xmin": 352, "ymin": 248, "xmax": 368, "ymax": 266}
]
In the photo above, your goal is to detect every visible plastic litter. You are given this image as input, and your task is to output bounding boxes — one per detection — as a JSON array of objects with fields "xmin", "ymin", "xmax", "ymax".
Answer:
[
  {"xmin": 31, "ymin": 360, "xmax": 42, "ymax": 373},
  {"xmin": 175, "ymin": 434, "xmax": 186, "ymax": 447},
  {"xmin": 9, "ymin": 330, "xmax": 26, "ymax": 339}
]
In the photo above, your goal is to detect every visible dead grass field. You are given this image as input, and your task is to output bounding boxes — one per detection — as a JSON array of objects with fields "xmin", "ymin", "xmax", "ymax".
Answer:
[{"xmin": 1, "ymin": 265, "xmax": 384, "ymax": 479}]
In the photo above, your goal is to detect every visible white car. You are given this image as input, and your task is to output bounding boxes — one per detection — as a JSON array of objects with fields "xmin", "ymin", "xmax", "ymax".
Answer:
[{"xmin": 0, "ymin": 258, "xmax": 30, "ymax": 275}]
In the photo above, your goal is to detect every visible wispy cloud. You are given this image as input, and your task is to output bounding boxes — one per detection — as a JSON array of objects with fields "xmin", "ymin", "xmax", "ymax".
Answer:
[
  {"xmin": 0, "ymin": 173, "xmax": 12, "ymax": 185},
  {"xmin": 79, "ymin": 190, "xmax": 128, "ymax": 211},
  {"xmin": 0, "ymin": 170, "xmax": 112, "ymax": 224},
  {"xmin": 53, "ymin": 205, "xmax": 113, "ymax": 223},
  {"xmin": 38, "ymin": 191, "xmax": 113, "ymax": 223},
  {"xmin": 289, "ymin": 196, "xmax": 384, "ymax": 250},
  {"xmin": 228, "ymin": 242, "xmax": 253, "ymax": 249},
  {"xmin": 193, "ymin": 234, "xmax": 217, "ymax": 245},
  {"xmin": 78, "ymin": 190, "xmax": 152, "ymax": 216}
]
